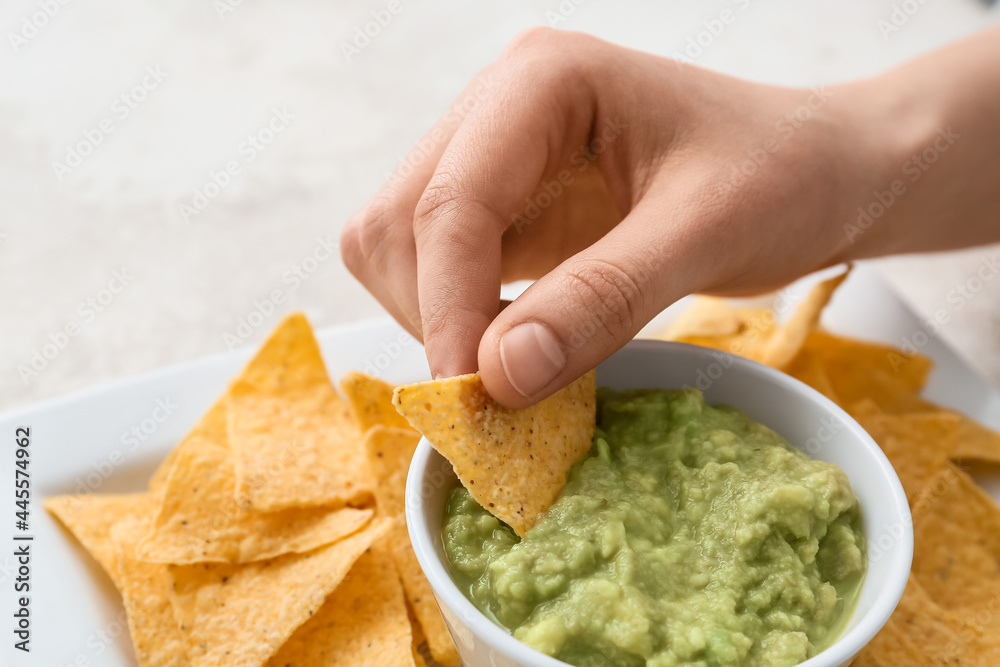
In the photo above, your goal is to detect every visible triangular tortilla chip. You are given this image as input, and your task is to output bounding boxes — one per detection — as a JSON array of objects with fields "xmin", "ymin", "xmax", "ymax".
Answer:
[
  {"xmin": 785, "ymin": 348, "xmax": 839, "ymax": 403},
  {"xmin": 759, "ymin": 268, "xmax": 851, "ymax": 369},
  {"xmin": 365, "ymin": 426, "xmax": 459, "ymax": 665},
  {"xmin": 393, "ymin": 370, "xmax": 596, "ymax": 537},
  {"xmin": 111, "ymin": 515, "xmax": 191, "ymax": 667},
  {"xmin": 169, "ymin": 517, "xmax": 390, "ymax": 667},
  {"xmin": 139, "ymin": 439, "xmax": 373, "ymax": 564},
  {"xmin": 342, "ymin": 371, "xmax": 413, "ymax": 432},
  {"xmin": 365, "ymin": 426, "xmax": 418, "ymax": 517},
  {"xmin": 662, "ymin": 297, "xmax": 743, "ymax": 340},
  {"xmin": 45, "ymin": 493, "xmax": 156, "ymax": 586},
  {"xmin": 226, "ymin": 313, "xmax": 374, "ymax": 511},
  {"xmin": 847, "ymin": 398, "xmax": 883, "ymax": 421},
  {"xmin": 381, "ymin": 524, "xmax": 458, "ymax": 665},
  {"xmin": 911, "ymin": 464, "xmax": 1000, "ymax": 611},
  {"xmin": 803, "ymin": 331, "xmax": 934, "ymax": 413},
  {"xmin": 950, "ymin": 413, "xmax": 1000, "ymax": 465},
  {"xmin": 149, "ymin": 398, "xmax": 228, "ymax": 493},
  {"xmin": 266, "ymin": 549, "xmax": 416, "ymax": 666},
  {"xmin": 234, "ymin": 312, "xmax": 331, "ymax": 391},
  {"xmin": 856, "ymin": 411, "xmax": 961, "ymax": 502},
  {"xmin": 855, "ymin": 573, "xmax": 1000, "ymax": 666},
  {"xmin": 663, "ymin": 303, "xmax": 776, "ymax": 362}
]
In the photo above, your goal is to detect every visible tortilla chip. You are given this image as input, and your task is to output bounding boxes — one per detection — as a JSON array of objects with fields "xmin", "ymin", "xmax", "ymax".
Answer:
[
  {"xmin": 734, "ymin": 307, "xmax": 779, "ymax": 344},
  {"xmin": 364, "ymin": 426, "xmax": 419, "ymax": 517},
  {"xmin": 848, "ymin": 398, "xmax": 883, "ymax": 421},
  {"xmin": 407, "ymin": 600, "xmax": 427, "ymax": 657},
  {"xmin": 759, "ymin": 268, "xmax": 850, "ymax": 369},
  {"xmin": 383, "ymin": 523, "xmax": 459, "ymax": 665},
  {"xmin": 341, "ymin": 371, "xmax": 413, "ymax": 432},
  {"xmin": 856, "ymin": 411, "xmax": 961, "ymax": 502},
  {"xmin": 169, "ymin": 517, "xmax": 390, "ymax": 667},
  {"xmin": 227, "ymin": 387, "xmax": 373, "ymax": 512},
  {"xmin": 232, "ymin": 312, "xmax": 331, "ymax": 392},
  {"xmin": 45, "ymin": 493, "xmax": 156, "ymax": 586},
  {"xmin": 139, "ymin": 439, "xmax": 373, "ymax": 564},
  {"xmin": 784, "ymin": 349, "xmax": 839, "ymax": 403},
  {"xmin": 111, "ymin": 515, "xmax": 191, "ymax": 667},
  {"xmin": 149, "ymin": 398, "xmax": 229, "ymax": 493},
  {"xmin": 803, "ymin": 331, "xmax": 934, "ymax": 413},
  {"xmin": 393, "ymin": 370, "xmax": 596, "ymax": 537},
  {"xmin": 665, "ymin": 305, "xmax": 776, "ymax": 362},
  {"xmin": 854, "ymin": 576, "xmax": 955, "ymax": 666},
  {"xmin": 267, "ymin": 549, "xmax": 416, "ymax": 666},
  {"xmin": 364, "ymin": 426, "xmax": 459, "ymax": 665},
  {"xmin": 227, "ymin": 314, "xmax": 373, "ymax": 512},
  {"xmin": 855, "ymin": 574, "xmax": 1000, "ymax": 666},
  {"xmin": 662, "ymin": 297, "xmax": 742, "ymax": 339},
  {"xmin": 407, "ymin": 600, "xmax": 426, "ymax": 643},
  {"xmin": 911, "ymin": 464, "xmax": 1000, "ymax": 612},
  {"xmin": 950, "ymin": 413, "xmax": 1000, "ymax": 465}
]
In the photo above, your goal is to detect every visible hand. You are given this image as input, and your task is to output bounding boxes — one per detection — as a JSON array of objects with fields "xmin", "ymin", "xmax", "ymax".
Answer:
[{"xmin": 341, "ymin": 27, "xmax": 1000, "ymax": 408}]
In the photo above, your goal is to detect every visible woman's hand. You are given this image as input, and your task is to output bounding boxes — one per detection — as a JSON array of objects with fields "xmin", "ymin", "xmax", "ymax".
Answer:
[{"xmin": 341, "ymin": 27, "xmax": 1000, "ymax": 408}]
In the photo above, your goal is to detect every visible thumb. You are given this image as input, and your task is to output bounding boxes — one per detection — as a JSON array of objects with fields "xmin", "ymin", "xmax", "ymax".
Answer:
[{"xmin": 478, "ymin": 207, "xmax": 688, "ymax": 408}]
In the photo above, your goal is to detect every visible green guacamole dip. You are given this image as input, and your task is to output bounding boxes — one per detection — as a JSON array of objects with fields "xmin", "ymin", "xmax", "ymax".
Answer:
[{"xmin": 443, "ymin": 388, "xmax": 865, "ymax": 667}]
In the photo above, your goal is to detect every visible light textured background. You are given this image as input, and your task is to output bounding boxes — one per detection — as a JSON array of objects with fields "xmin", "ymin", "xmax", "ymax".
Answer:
[{"xmin": 2, "ymin": 0, "xmax": 999, "ymax": 411}]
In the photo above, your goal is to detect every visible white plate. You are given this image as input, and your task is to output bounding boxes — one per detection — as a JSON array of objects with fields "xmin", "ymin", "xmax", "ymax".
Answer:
[{"xmin": 2, "ymin": 262, "xmax": 999, "ymax": 667}]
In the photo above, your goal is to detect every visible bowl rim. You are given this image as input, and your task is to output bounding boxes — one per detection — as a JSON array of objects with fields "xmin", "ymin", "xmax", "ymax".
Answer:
[{"xmin": 406, "ymin": 339, "xmax": 913, "ymax": 667}]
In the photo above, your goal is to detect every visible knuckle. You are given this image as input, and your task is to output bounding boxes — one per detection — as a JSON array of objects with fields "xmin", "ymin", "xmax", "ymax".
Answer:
[
  {"xmin": 355, "ymin": 195, "xmax": 400, "ymax": 267},
  {"xmin": 339, "ymin": 215, "xmax": 364, "ymax": 276},
  {"xmin": 413, "ymin": 170, "xmax": 499, "ymax": 240},
  {"xmin": 560, "ymin": 259, "xmax": 643, "ymax": 342},
  {"xmin": 500, "ymin": 28, "xmax": 591, "ymax": 98},
  {"xmin": 413, "ymin": 175, "xmax": 464, "ymax": 235},
  {"xmin": 503, "ymin": 26, "xmax": 561, "ymax": 57}
]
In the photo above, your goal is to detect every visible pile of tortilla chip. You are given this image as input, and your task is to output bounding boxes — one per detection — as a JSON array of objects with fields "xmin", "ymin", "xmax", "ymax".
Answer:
[
  {"xmin": 45, "ymin": 313, "xmax": 460, "ymax": 667},
  {"xmin": 658, "ymin": 266, "xmax": 1000, "ymax": 665}
]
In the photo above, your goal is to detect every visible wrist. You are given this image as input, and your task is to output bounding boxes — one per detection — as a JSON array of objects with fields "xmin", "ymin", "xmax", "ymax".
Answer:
[{"xmin": 826, "ymin": 70, "xmax": 948, "ymax": 262}]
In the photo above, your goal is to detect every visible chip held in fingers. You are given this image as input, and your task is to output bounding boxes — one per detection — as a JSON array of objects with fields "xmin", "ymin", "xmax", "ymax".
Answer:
[{"xmin": 393, "ymin": 369, "xmax": 597, "ymax": 537}]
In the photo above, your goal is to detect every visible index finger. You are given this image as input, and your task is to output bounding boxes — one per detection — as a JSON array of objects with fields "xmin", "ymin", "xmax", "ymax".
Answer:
[{"xmin": 412, "ymin": 46, "xmax": 595, "ymax": 378}]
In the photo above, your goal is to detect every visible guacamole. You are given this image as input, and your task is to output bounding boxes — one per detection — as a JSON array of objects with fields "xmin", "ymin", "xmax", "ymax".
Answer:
[{"xmin": 443, "ymin": 388, "xmax": 865, "ymax": 667}]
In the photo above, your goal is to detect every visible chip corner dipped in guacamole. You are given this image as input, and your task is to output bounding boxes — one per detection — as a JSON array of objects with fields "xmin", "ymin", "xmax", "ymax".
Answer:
[{"xmin": 443, "ymin": 387, "xmax": 866, "ymax": 667}]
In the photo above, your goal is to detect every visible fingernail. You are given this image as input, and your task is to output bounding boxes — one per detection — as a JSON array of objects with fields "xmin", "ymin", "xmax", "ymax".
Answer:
[{"xmin": 500, "ymin": 322, "xmax": 566, "ymax": 398}]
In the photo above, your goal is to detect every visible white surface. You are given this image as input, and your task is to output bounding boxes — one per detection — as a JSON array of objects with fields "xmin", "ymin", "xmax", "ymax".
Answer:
[
  {"xmin": 408, "ymin": 338, "xmax": 912, "ymax": 667},
  {"xmin": 2, "ymin": 266, "xmax": 998, "ymax": 666},
  {"xmin": 3, "ymin": 0, "xmax": 1000, "ymax": 414}
]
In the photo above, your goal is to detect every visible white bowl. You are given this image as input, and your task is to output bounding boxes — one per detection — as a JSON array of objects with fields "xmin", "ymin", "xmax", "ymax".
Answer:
[{"xmin": 405, "ymin": 340, "xmax": 912, "ymax": 667}]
